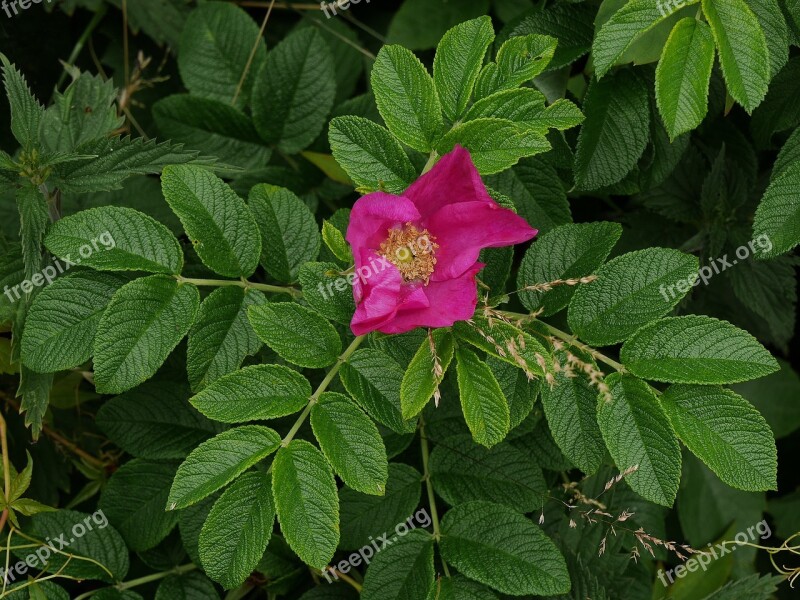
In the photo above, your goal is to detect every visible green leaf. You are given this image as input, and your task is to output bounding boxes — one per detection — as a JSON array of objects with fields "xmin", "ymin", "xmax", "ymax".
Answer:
[
  {"xmin": 440, "ymin": 501, "xmax": 570, "ymax": 596},
  {"xmin": 186, "ymin": 287, "xmax": 266, "ymax": 392},
  {"xmin": 155, "ymin": 572, "xmax": 220, "ymax": 600},
  {"xmin": 328, "ymin": 116, "xmax": 416, "ymax": 194},
  {"xmin": 433, "ymin": 17, "xmax": 495, "ymax": 121},
  {"xmin": 592, "ymin": 0, "xmax": 699, "ymax": 79},
  {"xmin": 574, "ymin": 70, "xmax": 651, "ymax": 190},
  {"xmin": 168, "ymin": 425, "xmax": 281, "ymax": 510},
  {"xmin": 321, "ymin": 220, "xmax": 353, "ymax": 264},
  {"xmin": 732, "ymin": 359, "xmax": 800, "ymax": 439},
  {"xmin": 1, "ymin": 55, "xmax": 43, "ymax": 149},
  {"xmin": 272, "ymin": 439, "xmax": 339, "ymax": 569},
  {"xmin": 386, "ymin": 0, "xmax": 490, "ymax": 50},
  {"xmin": 177, "ymin": 2, "xmax": 266, "ymax": 108},
  {"xmin": 597, "ymin": 373, "xmax": 681, "ymax": 506},
  {"xmin": 252, "ymin": 28, "xmax": 335, "ymax": 153},
  {"xmin": 190, "ymin": 364, "xmax": 310, "ymax": 423},
  {"xmin": 518, "ymin": 222, "xmax": 622, "ymax": 316},
  {"xmin": 248, "ymin": 303, "xmax": 340, "ymax": 368},
  {"xmin": 430, "ymin": 434, "xmax": 546, "ymax": 512},
  {"xmin": 339, "ymin": 348, "xmax": 416, "ymax": 433},
  {"xmin": 464, "ymin": 89, "xmax": 584, "ymax": 134},
  {"xmin": 161, "ymin": 165, "xmax": 261, "ymax": 278},
  {"xmin": 400, "ymin": 330, "xmax": 455, "ymax": 419},
  {"xmin": 749, "ymin": 0, "xmax": 789, "ymax": 78},
  {"xmin": 153, "ymin": 94, "xmax": 270, "ymax": 170},
  {"xmin": 16, "ymin": 185, "xmax": 49, "ymax": 281},
  {"xmin": 455, "ymin": 346, "xmax": 510, "ymax": 448},
  {"xmin": 567, "ymin": 247, "xmax": 699, "ymax": 346},
  {"xmin": 311, "ymin": 392, "xmax": 388, "ymax": 495},
  {"xmin": 199, "ymin": 471, "xmax": 275, "ymax": 589},
  {"xmin": 21, "ymin": 271, "xmax": 125, "ymax": 373},
  {"xmin": 702, "ymin": 0, "xmax": 770, "ymax": 112},
  {"xmin": 93, "ymin": 276, "xmax": 199, "ymax": 394},
  {"xmin": 660, "ymin": 384, "xmax": 777, "ymax": 490},
  {"xmin": 248, "ymin": 184, "xmax": 321, "ymax": 282},
  {"xmin": 620, "ymin": 315, "xmax": 780, "ymax": 384},
  {"xmin": 98, "ymin": 459, "xmax": 179, "ymax": 551},
  {"xmin": 494, "ymin": 34, "xmax": 557, "ymax": 89},
  {"xmin": 655, "ymin": 18, "xmax": 715, "ymax": 140},
  {"xmin": 44, "ymin": 206, "xmax": 183, "ymax": 274},
  {"xmin": 701, "ymin": 575, "xmax": 784, "ymax": 600},
  {"xmin": 360, "ymin": 529, "xmax": 435, "ymax": 600},
  {"xmin": 371, "ymin": 45, "xmax": 444, "ymax": 152},
  {"xmin": 298, "ymin": 261, "xmax": 356, "ymax": 325},
  {"xmin": 96, "ymin": 382, "xmax": 221, "ymax": 460},
  {"xmin": 753, "ymin": 160, "xmax": 800, "ymax": 257},
  {"xmin": 487, "ymin": 357, "xmax": 540, "ymax": 430},
  {"xmin": 16, "ymin": 366, "xmax": 51, "ymax": 440}
]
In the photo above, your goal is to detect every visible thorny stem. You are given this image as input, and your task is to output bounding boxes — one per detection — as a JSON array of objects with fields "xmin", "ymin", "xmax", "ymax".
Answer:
[
  {"xmin": 419, "ymin": 417, "xmax": 450, "ymax": 577},
  {"xmin": 175, "ymin": 275, "xmax": 303, "ymax": 299}
]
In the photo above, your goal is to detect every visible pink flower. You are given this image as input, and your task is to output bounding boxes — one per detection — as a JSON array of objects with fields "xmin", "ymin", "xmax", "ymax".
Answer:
[{"xmin": 346, "ymin": 146, "xmax": 537, "ymax": 335}]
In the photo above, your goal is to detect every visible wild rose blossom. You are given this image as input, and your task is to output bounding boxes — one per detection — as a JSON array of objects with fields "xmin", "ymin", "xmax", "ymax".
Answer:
[{"xmin": 346, "ymin": 145, "xmax": 537, "ymax": 335}]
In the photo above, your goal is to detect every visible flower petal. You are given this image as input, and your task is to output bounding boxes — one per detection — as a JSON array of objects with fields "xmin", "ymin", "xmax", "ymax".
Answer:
[{"xmin": 346, "ymin": 191, "xmax": 422, "ymax": 252}]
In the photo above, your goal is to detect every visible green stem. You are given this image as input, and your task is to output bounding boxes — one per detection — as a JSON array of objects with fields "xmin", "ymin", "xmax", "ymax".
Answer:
[
  {"xmin": 176, "ymin": 276, "xmax": 302, "ymax": 298},
  {"xmin": 421, "ymin": 151, "xmax": 439, "ymax": 175},
  {"xmin": 419, "ymin": 416, "xmax": 450, "ymax": 577},
  {"xmin": 73, "ymin": 564, "xmax": 196, "ymax": 599},
  {"xmin": 54, "ymin": 4, "xmax": 108, "ymax": 94}
]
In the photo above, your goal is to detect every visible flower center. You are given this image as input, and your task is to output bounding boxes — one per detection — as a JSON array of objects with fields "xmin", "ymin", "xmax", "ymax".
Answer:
[{"xmin": 379, "ymin": 223, "xmax": 438, "ymax": 284}]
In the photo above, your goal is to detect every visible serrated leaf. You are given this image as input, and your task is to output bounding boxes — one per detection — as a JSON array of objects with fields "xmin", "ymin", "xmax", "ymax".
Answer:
[
  {"xmin": 93, "ymin": 276, "xmax": 198, "ymax": 394},
  {"xmin": 400, "ymin": 330, "xmax": 454, "ymax": 419},
  {"xmin": 371, "ymin": 45, "xmax": 443, "ymax": 152},
  {"xmin": 511, "ymin": 3, "xmax": 595, "ymax": 70},
  {"xmin": 437, "ymin": 576, "xmax": 499, "ymax": 600},
  {"xmin": 702, "ymin": 0, "xmax": 770, "ymax": 112},
  {"xmin": 98, "ymin": 459, "xmax": 179, "ymax": 551},
  {"xmin": 434, "ymin": 16, "xmax": 495, "ymax": 121},
  {"xmin": 186, "ymin": 287, "xmax": 265, "ymax": 392},
  {"xmin": 272, "ymin": 439, "xmax": 339, "ymax": 570},
  {"xmin": 749, "ymin": 0, "xmax": 789, "ymax": 78},
  {"xmin": 311, "ymin": 392, "xmax": 388, "ymax": 495},
  {"xmin": 161, "ymin": 165, "xmax": 261, "ymax": 278},
  {"xmin": 753, "ymin": 160, "xmax": 800, "ymax": 257},
  {"xmin": 321, "ymin": 220, "xmax": 353, "ymax": 263},
  {"xmin": 1, "ymin": 55, "xmax": 43, "ymax": 149},
  {"xmin": 168, "ymin": 425, "xmax": 281, "ymax": 510},
  {"xmin": 252, "ymin": 28, "xmax": 335, "ymax": 153},
  {"xmin": 199, "ymin": 471, "xmax": 275, "ymax": 589},
  {"xmin": 248, "ymin": 184, "xmax": 321, "ymax": 282},
  {"xmin": 567, "ymin": 247, "xmax": 699, "ymax": 346},
  {"xmin": 21, "ymin": 271, "xmax": 125, "ymax": 373},
  {"xmin": 328, "ymin": 116, "xmax": 416, "ymax": 194},
  {"xmin": 518, "ymin": 222, "xmax": 622, "ymax": 316},
  {"xmin": 732, "ymin": 359, "xmax": 800, "ymax": 439},
  {"xmin": 597, "ymin": 374, "xmax": 681, "ymax": 506},
  {"xmin": 574, "ymin": 70, "xmax": 650, "ymax": 190},
  {"xmin": 155, "ymin": 572, "xmax": 220, "ymax": 600},
  {"xmin": 248, "ymin": 303, "xmax": 340, "ymax": 368},
  {"xmin": 44, "ymin": 206, "xmax": 183, "ymax": 274},
  {"xmin": 455, "ymin": 346, "xmax": 509, "ymax": 448},
  {"xmin": 660, "ymin": 385, "xmax": 777, "ymax": 490},
  {"xmin": 655, "ymin": 18, "xmax": 715, "ymax": 140},
  {"xmin": 487, "ymin": 357, "xmax": 540, "ymax": 430},
  {"xmin": 298, "ymin": 261, "xmax": 356, "ymax": 325},
  {"xmin": 440, "ymin": 501, "xmax": 570, "ymax": 596},
  {"xmin": 177, "ymin": 2, "xmax": 266, "ymax": 108},
  {"xmin": 494, "ymin": 34, "xmax": 557, "ymax": 87},
  {"xmin": 360, "ymin": 529, "xmax": 435, "ymax": 600},
  {"xmin": 620, "ymin": 315, "xmax": 780, "ymax": 383},
  {"xmin": 16, "ymin": 185, "xmax": 49, "ymax": 282}
]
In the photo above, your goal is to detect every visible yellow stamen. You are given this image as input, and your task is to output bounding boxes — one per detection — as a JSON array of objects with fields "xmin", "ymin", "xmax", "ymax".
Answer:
[{"xmin": 379, "ymin": 223, "xmax": 438, "ymax": 284}]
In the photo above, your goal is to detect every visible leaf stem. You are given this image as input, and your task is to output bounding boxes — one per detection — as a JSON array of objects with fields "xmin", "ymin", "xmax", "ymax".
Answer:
[
  {"xmin": 72, "ymin": 564, "xmax": 196, "ymax": 600},
  {"xmin": 175, "ymin": 275, "xmax": 302, "ymax": 299},
  {"xmin": 421, "ymin": 151, "xmax": 439, "ymax": 175},
  {"xmin": 419, "ymin": 417, "xmax": 450, "ymax": 577},
  {"xmin": 0, "ymin": 411, "xmax": 10, "ymax": 535}
]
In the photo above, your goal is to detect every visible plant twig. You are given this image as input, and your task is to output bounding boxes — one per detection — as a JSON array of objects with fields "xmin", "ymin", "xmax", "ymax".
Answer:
[
  {"xmin": 175, "ymin": 276, "xmax": 303, "ymax": 299},
  {"xmin": 419, "ymin": 416, "xmax": 450, "ymax": 577},
  {"xmin": 232, "ymin": 0, "xmax": 276, "ymax": 106}
]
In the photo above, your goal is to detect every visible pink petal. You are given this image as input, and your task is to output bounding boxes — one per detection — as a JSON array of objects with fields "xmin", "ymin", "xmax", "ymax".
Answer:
[
  {"xmin": 404, "ymin": 145, "xmax": 493, "ymax": 220},
  {"xmin": 424, "ymin": 201, "xmax": 537, "ymax": 281},
  {"xmin": 346, "ymin": 191, "xmax": 422, "ymax": 252}
]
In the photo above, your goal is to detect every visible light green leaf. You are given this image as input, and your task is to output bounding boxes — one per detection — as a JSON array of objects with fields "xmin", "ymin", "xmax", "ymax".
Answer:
[
  {"xmin": 248, "ymin": 303, "xmax": 340, "ymax": 368},
  {"xmin": 328, "ymin": 116, "xmax": 416, "ymax": 194},
  {"xmin": 494, "ymin": 34, "xmax": 557, "ymax": 88},
  {"xmin": 360, "ymin": 529, "xmax": 435, "ymax": 600},
  {"xmin": 440, "ymin": 501, "xmax": 570, "ymax": 596},
  {"xmin": 199, "ymin": 471, "xmax": 275, "ymax": 589},
  {"xmin": 248, "ymin": 184, "xmax": 321, "ymax": 282},
  {"xmin": 620, "ymin": 315, "xmax": 780, "ymax": 384},
  {"xmin": 161, "ymin": 165, "xmax": 261, "ymax": 278},
  {"xmin": 655, "ymin": 18, "xmax": 715, "ymax": 140},
  {"xmin": 702, "ymin": 0, "xmax": 770, "ymax": 112},
  {"xmin": 311, "ymin": 392, "xmax": 388, "ymax": 495},
  {"xmin": 190, "ymin": 364, "xmax": 310, "ymax": 423},
  {"xmin": 21, "ymin": 271, "xmax": 125, "ymax": 373},
  {"xmin": 1, "ymin": 55, "xmax": 43, "ymax": 149},
  {"xmin": 567, "ymin": 247, "xmax": 699, "ymax": 346},
  {"xmin": 252, "ymin": 28, "xmax": 335, "ymax": 153},
  {"xmin": 168, "ymin": 425, "xmax": 281, "ymax": 510},
  {"xmin": 272, "ymin": 440, "xmax": 339, "ymax": 570},
  {"xmin": 321, "ymin": 220, "xmax": 352, "ymax": 264},
  {"xmin": 433, "ymin": 16, "xmax": 495, "ymax": 121},
  {"xmin": 93, "ymin": 276, "xmax": 199, "ymax": 394},
  {"xmin": 186, "ymin": 287, "xmax": 265, "ymax": 392},
  {"xmin": 455, "ymin": 346, "xmax": 509, "ymax": 448},
  {"xmin": 660, "ymin": 385, "xmax": 777, "ymax": 490},
  {"xmin": 597, "ymin": 373, "xmax": 681, "ymax": 506},
  {"xmin": 44, "ymin": 206, "xmax": 183, "ymax": 274},
  {"xmin": 753, "ymin": 160, "xmax": 800, "ymax": 257},
  {"xmin": 400, "ymin": 330, "xmax": 455, "ymax": 419},
  {"xmin": 371, "ymin": 45, "xmax": 444, "ymax": 152}
]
